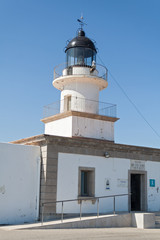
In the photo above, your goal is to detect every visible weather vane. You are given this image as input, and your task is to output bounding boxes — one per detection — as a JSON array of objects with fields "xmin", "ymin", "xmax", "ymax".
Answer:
[{"xmin": 77, "ymin": 14, "xmax": 87, "ymax": 30}]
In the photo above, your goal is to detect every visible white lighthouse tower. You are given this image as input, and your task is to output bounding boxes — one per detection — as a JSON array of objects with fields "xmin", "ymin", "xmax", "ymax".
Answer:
[{"xmin": 42, "ymin": 21, "xmax": 118, "ymax": 141}]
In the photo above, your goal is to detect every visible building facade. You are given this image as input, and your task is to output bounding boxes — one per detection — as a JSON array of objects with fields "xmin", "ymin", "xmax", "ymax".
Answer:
[{"xmin": 13, "ymin": 134, "xmax": 160, "ymax": 220}]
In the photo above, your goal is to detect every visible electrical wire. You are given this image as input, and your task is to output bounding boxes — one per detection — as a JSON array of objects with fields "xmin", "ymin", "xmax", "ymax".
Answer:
[{"xmin": 97, "ymin": 54, "xmax": 160, "ymax": 140}]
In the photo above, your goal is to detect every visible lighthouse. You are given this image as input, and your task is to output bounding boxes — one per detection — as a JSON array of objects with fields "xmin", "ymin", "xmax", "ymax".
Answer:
[
  {"xmin": 42, "ymin": 22, "xmax": 118, "ymax": 141},
  {"xmin": 8, "ymin": 21, "xmax": 160, "ymax": 223}
]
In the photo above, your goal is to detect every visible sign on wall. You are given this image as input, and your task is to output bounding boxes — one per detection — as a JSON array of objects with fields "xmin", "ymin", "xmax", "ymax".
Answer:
[
  {"xmin": 130, "ymin": 160, "xmax": 145, "ymax": 171},
  {"xmin": 149, "ymin": 179, "xmax": 155, "ymax": 187},
  {"xmin": 117, "ymin": 179, "xmax": 128, "ymax": 188},
  {"xmin": 105, "ymin": 178, "xmax": 111, "ymax": 190}
]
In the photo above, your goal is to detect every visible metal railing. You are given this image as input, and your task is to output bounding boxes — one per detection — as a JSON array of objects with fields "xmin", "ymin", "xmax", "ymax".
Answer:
[
  {"xmin": 41, "ymin": 193, "xmax": 131, "ymax": 225},
  {"xmin": 43, "ymin": 97, "xmax": 117, "ymax": 119},
  {"xmin": 53, "ymin": 62, "xmax": 108, "ymax": 81}
]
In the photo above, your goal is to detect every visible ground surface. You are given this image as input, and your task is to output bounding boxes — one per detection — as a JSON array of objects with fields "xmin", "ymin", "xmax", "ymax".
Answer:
[{"xmin": 0, "ymin": 228, "xmax": 160, "ymax": 240}]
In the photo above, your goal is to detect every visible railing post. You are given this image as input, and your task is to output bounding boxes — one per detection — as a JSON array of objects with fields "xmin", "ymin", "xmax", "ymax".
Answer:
[
  {"xmin": 61, "ymin": 201, "xmax": 63, "ymax": 222},
  {"xmin": 113, "ymin": 196, "xmax": 115, "ymax": 215},
  {"xmin": 41, "ymin": 203, "xmax": 44, "ymax": 225},
  {"xmin": 80, "ymin": 200, "xmax": 82, "ymax": 220},
  {"xmin": 97, "ymin": 198, "xmax": 99, "ymax": 217}
]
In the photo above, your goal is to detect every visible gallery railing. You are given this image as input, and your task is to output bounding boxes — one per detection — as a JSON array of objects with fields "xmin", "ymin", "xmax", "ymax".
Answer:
[
  {"xmin": 41, "ymin": 193, "xmax": 131, "ymax": 225},
  {"xmin": 43, "ymin": 97, "xmax": 117, "ymax": 119},
  {"xmin": 53, "ymin": 62, "xmax": 108, "ymax": 81}
]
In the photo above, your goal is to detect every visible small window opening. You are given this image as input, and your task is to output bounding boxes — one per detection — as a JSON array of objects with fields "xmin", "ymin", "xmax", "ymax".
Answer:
[
  {"xmin": 78, "ymin": 167, "xmax": 95, "ymax": 198},
  {"xmin": 81, "ymin": 171, "xmax": 88, "ymax": 196},
  {"xmin": 64, "ymin": 95, "xmax": 71, "ymax": 112}
]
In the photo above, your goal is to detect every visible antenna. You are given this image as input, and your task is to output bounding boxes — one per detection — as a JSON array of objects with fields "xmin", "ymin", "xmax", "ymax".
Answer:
[{"xmin": 77, "ymin": 14, "xmax": 87, "ymax": 30}]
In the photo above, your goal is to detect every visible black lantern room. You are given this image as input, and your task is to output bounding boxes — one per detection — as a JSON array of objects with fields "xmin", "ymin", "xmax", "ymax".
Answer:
[{"xmin": 65, "ymin": 30, "xmax": 97, "ymax": 68}]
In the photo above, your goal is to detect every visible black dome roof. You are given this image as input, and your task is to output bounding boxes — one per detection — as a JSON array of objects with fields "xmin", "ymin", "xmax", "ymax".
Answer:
[{"xmin": 65, "ymin": 30, "xmax": 97, "ymax": 53}]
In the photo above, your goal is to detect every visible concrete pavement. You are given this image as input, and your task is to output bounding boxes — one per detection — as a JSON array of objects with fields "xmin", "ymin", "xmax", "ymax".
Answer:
[{"xmin": 0, "ymin": 228, "xmax": 160, "ymax": 240}]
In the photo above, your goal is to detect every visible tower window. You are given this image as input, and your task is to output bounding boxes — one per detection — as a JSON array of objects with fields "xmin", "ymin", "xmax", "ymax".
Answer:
[{"xmin": 64, "ymin": 95, "xmax": 71, "ymax": 112}]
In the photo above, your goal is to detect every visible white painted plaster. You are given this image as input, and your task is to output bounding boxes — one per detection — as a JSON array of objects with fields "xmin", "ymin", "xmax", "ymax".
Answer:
[
  {"xmin": 44, "ymin": 116, "xmax": 72, "ymax": 137},
  {"xmin": 56, "ymin": 153, "xmax": 130, "ymax": 214},
  {"xmin": 0, "ymin": 142, "xmax": 40, "ymax": 224},
  {"xmin": 57, "ymin": 153, "xmax": 160, "ymax": 214},
  {"xmin": 60, "ymin": 82, "xmax": 99, "ymax": 114},
  {"xmin": 146, "ymin": 161, "xmax": 160, "ymax": 211},
  {"xmin": 44, "ymin": 115, "xmax": 114, "ymax": 141},
  {"xmin": 72, "ymin": 116, "xmax": 114, "ymax": 141}
]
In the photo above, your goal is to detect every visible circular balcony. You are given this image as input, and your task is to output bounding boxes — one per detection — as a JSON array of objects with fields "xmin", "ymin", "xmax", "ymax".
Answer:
[
  {"xmin": 53, "ymin": 63, "xmax": 108, "ymax": 91},
  {"xmin": 53, "ymin": 62, "xmax": 108, "ymax": 81}
]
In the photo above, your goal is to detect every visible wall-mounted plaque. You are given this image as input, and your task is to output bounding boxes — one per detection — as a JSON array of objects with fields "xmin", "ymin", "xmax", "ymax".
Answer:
[
  {"xmin": 117, "ymin": 179, "xmax": 128, "ymax": 188},
  {"xmin": 130, "ymin": 160, "xmax": 145, "ymax": 171}
]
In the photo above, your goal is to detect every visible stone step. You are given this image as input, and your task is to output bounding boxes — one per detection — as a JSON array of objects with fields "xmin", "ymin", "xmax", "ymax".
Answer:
[
  {"xmin": 155, "ymin": 216, "xmax": 160, "ymax": 221},
  {"xmin": 155, "ymin": 212, "xmax": 160, "ymax": 216},
  {"xmin": 155, "ymin": 219, "xmax": 160, "ymax": 222},
  {"xmin": 155, "ymin": 214, "xmax": 160, "ymax": 228},
  {"xmin": 155, "ymin": 223, "xmax": 160, "ymax": 228}
]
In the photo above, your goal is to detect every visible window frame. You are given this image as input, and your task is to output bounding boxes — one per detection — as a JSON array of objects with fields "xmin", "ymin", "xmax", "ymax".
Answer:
[{"xmin": 78, "ymin": 167, "xmax": 95, "ymax": 198}]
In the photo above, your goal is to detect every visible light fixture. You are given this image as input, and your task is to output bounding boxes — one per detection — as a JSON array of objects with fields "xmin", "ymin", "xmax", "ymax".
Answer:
[{"xmin": 104, "ymin": 152, "xmax": 110, "ymax": 158}]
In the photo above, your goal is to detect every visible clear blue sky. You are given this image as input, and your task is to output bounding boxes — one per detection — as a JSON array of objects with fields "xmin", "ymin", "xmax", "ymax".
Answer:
[{"xmin": 0, "ymin": 0, "xmax": 160, "ymax": 148}]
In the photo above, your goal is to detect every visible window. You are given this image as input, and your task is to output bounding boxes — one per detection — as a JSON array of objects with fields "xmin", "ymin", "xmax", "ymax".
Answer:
[
  {"xmin": 66, "ymin": 47, "xmax": 96, "ymax": 67},
  {"xmin": 64, "ymin": 95, "xmax": 71, "ymax": 112},
  {"xmin": 81, "ymin": 171, "xmax": 88, "ymax": 196},
  {"xmin": 78, "ymin": 167, "xmax": 95, "ymax": 197},
  {"xmin": 66, "ymin": 48, "xmax": 74, "ymax": 67}
]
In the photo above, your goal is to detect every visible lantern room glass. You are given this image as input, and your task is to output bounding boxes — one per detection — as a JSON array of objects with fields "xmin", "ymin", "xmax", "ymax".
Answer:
[{"xmin": 66, "ymin": 47, "xmax": 96, "ymax": 67}]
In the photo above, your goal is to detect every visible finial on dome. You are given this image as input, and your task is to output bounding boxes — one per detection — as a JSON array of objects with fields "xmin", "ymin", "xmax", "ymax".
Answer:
[{"xmin": 77, "ymin": 14, "xmax": 87, "ymax": 30}]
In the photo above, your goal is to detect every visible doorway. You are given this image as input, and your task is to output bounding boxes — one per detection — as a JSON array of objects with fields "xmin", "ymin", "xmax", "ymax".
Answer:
[
  {"xmin": 131, "ymin": 174, "xmax": 141, "ymax": 211},
  {"xmin": 129, "ymin": 171, "xmax": 147, "ymax": 212}
]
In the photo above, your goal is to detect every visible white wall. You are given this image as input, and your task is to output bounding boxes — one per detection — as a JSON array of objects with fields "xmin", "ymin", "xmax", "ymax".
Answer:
[
  {"xmin": 45, "ymin": 116, "xmax": 114, "ymax": 141},
  {"xmin": 72, "ymin": 116, "xmax": 114, "ymax": 141},
  {"xmin": 61, "ymin": 82, "xmax": 99, "ymax": 101},
  {"xmin": 56, "ymin": 153, "xmax": 130, "ymax": 214},
  {"xmin": 56, "ymin": 153, "xmax": 160, "ymax": 214},
  {"xmin": 61, "ymin": 81, "xmax": 99, "ymax": 114},
  {"xmin": 0, "ymin": 142, "xmax": 40, "ymax": 224},
  {"xmin": 146, "ymin": 161, "xmax": 160, "ymax": 211},
  {"xmin": 44, "ymin": 116, "xmax": 72, "ymax": 137}
]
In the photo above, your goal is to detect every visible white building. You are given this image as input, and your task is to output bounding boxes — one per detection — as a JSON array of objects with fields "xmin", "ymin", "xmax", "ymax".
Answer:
[{"xmin": 1, "ymin": 24, "xmax": 160, "ymax": 224}]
